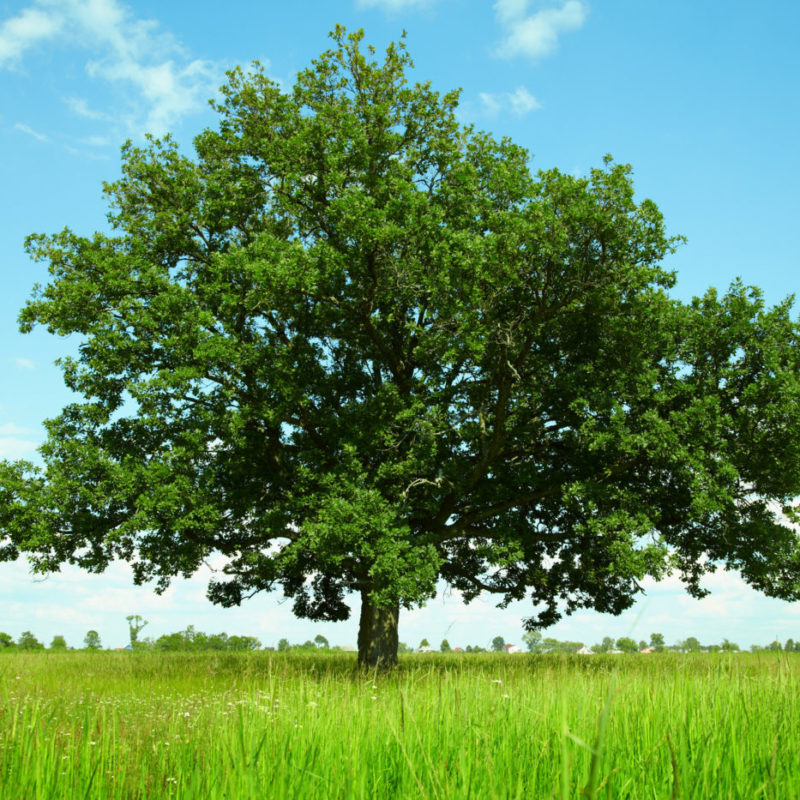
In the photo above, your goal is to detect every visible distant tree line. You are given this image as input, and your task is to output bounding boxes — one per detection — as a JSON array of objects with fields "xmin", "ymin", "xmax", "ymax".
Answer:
[{"xmin": 1, "ymin": 625, "xmax": 798, "ymax": 654}]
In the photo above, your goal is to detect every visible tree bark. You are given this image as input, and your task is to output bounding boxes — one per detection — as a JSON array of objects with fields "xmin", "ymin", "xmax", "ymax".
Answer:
[{"xmin": 357, "ymin": 590, "xmax": 399, "ymax": 668}]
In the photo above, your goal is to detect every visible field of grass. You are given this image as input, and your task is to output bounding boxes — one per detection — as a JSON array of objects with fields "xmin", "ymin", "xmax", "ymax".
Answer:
[{"xmin": 1, "ymin": 650, "xmax": 797, "ymax": 799}]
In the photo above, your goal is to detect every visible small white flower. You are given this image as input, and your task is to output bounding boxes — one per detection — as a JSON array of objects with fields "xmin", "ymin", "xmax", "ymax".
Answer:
[{"xmin": 492, "ymin": 679, "xmax": 503, "ymax": 684}]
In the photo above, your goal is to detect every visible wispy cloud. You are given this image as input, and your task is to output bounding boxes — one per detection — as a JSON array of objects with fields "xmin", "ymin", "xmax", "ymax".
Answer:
[
  {"xmin": 355, "ymin": 0, "xmax": 434, "ymax": 10},
  {"xmin": 13, "ymin": 122, "xmax": 47, "ymax": 141},
  {"xmin": 480, "ymin": 85, "xmax": 541, "ymax": 117},
  {"xmin": 13, "ymin": 357, "xmax": 36, "ymax": 369},
  {"xmin": 0, "ymin": 5, "xmax": 61, "ymax": 67},
  {"xmin": 0, "ymin": 434, "xmax": 39, "ymax": 460},
  {"xmin": 0, "ymin": 0, "xmax": 224, "ymax": 137},
  {"xmin": 79, "ymin": 135, "xmax": 110, "ymax": 147},
  {"xmin": 65, "ymin": 96, "xmax": 111, "ymax": 121},
  {"xmin": 494, "ymin": 0, "xmax": 588, "ymax": 61}
]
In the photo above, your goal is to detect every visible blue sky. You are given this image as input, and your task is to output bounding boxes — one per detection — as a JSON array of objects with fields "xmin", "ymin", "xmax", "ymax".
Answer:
[{"xmin": 1, "ymin": 0, "xmax": 799, "ymax": 650}]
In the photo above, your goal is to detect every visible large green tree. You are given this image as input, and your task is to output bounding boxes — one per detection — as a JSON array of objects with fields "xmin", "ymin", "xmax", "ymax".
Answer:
[{"xmin": 2, "ymin": 29, "xmax": 800, "ymax": 667}]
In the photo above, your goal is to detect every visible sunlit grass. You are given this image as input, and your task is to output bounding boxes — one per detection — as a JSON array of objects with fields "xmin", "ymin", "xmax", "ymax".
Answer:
[{"xmin": 1, "ymin": 650, "xmax": 797, "ymax": 798}]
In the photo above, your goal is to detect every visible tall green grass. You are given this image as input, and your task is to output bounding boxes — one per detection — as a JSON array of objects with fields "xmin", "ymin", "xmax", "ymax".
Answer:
[{"xmin": 1, "ymin": 651, "xmax": 797, "ymax": 798}]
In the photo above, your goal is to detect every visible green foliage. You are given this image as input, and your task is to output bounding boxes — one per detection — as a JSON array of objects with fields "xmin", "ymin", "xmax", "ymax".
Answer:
[
  {"xmin": 17, "ymin": 631, "xmax": 44, "ymax": 651},
  {"xmin": 615, "ymin": 637, "xmax": 639, "ymax": 653},
  {"xmin": 49, "ymin": 635, "xmax": 67, "ymax": 650},
  {"xmin": 314, "ymin": 634, "xmax": 329, "ymax": 649},
  {"xmin": 3, "ymin": 28, "xmax": 800, "ymax": 664},
  {"xmin": 277, "ymin": 638, "xmax": 290, "ymax": 652},
  {"xmin": 419, "ymin": 638, "xmax": 430, "ymax": 649},
  {"xmin": 522, "ymin": 630, "xmax": 543, "ymax": 652},
  {"xmin": 541, "ymin": 637, "xmax": 585, "ymax": 654},
  {"xmin": 154, "ymin": 625, "xmax": 260, "ymax": 651},
  {"xmin": 491, "ymin": 636, "xmax": 505, "ymax": 652},
  {"xmin": 440, "ymin": 639, "xmax": 451, "ymax": 652},
  {"xmin": 0, "ymin": 632, "xmax": 14, "ymax": 649},
  {"xmin": 83, "ymin": 630, "xmax": 102, "ymax": 650},
  {"xmin": 649, "ymin": 632, "xmax": 665, "ymax": 652}
]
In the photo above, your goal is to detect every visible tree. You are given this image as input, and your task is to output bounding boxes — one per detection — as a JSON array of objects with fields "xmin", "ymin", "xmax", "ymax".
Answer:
[
  {"xmin": 680, "ymin": 637, "xmax": 701, "ymax": 653},
  {"xmin": 419, "ymin": 638, "xmax": 430, "ymax": 649},
  {"xmin": 491, "ymin": 636, "xmax": 505, "ymax": 653},
  {"xmin": 50, "ymin": 635, "xmax": 67, "ymax": 650},
  {"xmin": 596, "ymin": 636, "xmax": 615, "ymax": 653},
  {"xmin": 277, "ymin": 638, "xmax": 290, "ymax": 652},
  {"xmin": 314, "ymin": 634, "xmax": 329, "ymax": 649},
  {"xmin": 522, "ymin": 630, "xmax": 543, "ymax": 653},
  {"xmin": 126, "ymin": 615, "xmax": 148, "ymax": 647},
  {"xmin": 615, "ymin": 637, "xmax": 638, "ymax": 653},
  {"xmin": 440, "ymin": 639, "xmax": 451, "ymax": 652},
  {"xmin": 227, "ymin": 635, "xmax": 261, "ymax": 651},
  {"xmin": 649, "ymin": 633, "xmax": 665, "ymax": 652},
  {"xmin": 17, "ymin": 631, "xmax": 44, "ymax": 650},
  {"xmin": 721, "ymin": 638, "xmax": 740, "ymax": 652},
  {"xmin": 0, "ymin": 632, "xmax": 14, "ymax": 649},
  {"xmin": 83, "ymin": 630, "xmax": 102, "ymax": 650},
  {"xmin": 785, "ymin": 638, "xmax": 795, "ymax": 652},
  {"xmin": 3, "ymin": 30, "xmax": 800, "ymax": 670}
]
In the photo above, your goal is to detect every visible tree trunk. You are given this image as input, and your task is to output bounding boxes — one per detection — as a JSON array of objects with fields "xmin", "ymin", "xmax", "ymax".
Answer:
[{"xmin": 357, "ymin": 590, "xmax": 399, "ymax": 668}]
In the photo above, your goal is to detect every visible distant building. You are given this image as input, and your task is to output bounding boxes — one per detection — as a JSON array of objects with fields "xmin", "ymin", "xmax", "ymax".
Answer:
[
  {"xmin": 575, "ymin": 646, "xmax": 593, "ymax": 654},
  {"xmin": 417, "ymin": 646, "xmax": 433, "ymax": 653},
  {"xmin": 339, "ymin": 646, "xmax": 356, "ymax": 652},
  {"xmin": 639, "ymin": 647, "xmax": 655, "ymax": 654},
  {"xmin": 503, "ymin": 644, "xmax": 524, "ymax": 654}
]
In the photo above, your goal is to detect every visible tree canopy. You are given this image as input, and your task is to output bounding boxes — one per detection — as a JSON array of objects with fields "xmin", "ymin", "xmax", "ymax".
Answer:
[{"xmin": 2, "ymin": 28, "xmax": 800, "ymax": 667}]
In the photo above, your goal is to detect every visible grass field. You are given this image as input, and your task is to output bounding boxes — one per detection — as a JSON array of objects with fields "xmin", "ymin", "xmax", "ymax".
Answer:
[{"xmin": 1, "ymin": 650, "xmax": 797, "ymax": 799}]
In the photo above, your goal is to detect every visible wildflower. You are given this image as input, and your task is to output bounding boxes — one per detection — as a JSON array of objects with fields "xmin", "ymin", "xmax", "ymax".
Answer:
[
  {"xmin": 371, "ymin": 696, "xmax": 377, "ymax": 701},
  {"xmin": 492, "ymin": 679, "xmax": 502, "ymax": 684}
]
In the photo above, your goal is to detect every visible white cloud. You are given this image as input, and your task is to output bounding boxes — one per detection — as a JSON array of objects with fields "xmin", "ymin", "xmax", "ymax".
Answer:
[
  {"xmin": 13, "ymin": 123, "xmax": 47, "ymax": 141},
  {"xmin": 0, "ymin": 420, "xmax": 39, "ymax": 459},
  {"xmin": 79, "ymin": 135, "xmax": 110, "ymax": 146},
  {"xmin": 494, "ymin": 0, "xmax": 588, "ymax": 61},
  {"xmin": 0, "ymin": 5, "xmax": 62, "ymax": 67},
  {"xmin": 479, "ymin": 92, "xmax": 502, "ymax": 116},
  {"xmin": 355, "ymin": 0, "xmax": 433, "ymax": 10},
  {"xmin": 0, "ymin": 0, "xmax": 224, "ymax": 137},
  {"xmin": 13, "ymin": 357, "xmax": 35, "ymax": 369},
  {"xmin": 480, "ymin": 85, "xmax": 541, "ymax": 117},
  {"xmin": 0, "ymin": 422, "xmax": 34, "ymax": 436},
  {"xmin": 509, "ymin": 85, "xmax": 541, "ymax": 114},
  {"xmin": 0, "ymin": 436, "xmax": 39, "ymax": 459},
  {"xmin": 65, "ymin": 96, "xmax": 110, "ymax": 121}
]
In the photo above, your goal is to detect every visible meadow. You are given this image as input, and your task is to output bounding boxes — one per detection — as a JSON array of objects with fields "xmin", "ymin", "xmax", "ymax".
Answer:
[{"xmin": 1, "ymin": 650, "xmax": 797, "ymax": 799}]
